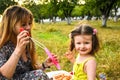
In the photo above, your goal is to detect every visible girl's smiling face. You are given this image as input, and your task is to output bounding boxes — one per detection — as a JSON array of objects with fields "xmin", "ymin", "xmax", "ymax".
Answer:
[{"xmin": 74, "ymin": 35, "xmax": 92, "ymax": 56}]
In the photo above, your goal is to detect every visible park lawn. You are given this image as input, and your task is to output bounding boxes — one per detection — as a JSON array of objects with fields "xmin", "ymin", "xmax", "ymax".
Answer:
[{"xmin": 32, "ymin": 20, "xmax": 120, "ymax": 79}]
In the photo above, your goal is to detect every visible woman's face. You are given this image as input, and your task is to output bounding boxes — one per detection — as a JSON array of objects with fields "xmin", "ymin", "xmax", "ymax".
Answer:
[{"xmin": 14, "ymin": 18, "xmax": 32, "ymax": 35}]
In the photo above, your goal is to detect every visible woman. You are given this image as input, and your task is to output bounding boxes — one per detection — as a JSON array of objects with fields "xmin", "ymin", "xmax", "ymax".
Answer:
[{"xmin": 0, "ymin": 5, "xmax": 58, "ymax": 80}]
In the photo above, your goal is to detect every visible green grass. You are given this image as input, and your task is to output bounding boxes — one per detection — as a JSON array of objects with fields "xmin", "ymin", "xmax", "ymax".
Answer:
[{"xmin": 32, "ymin": 20, "xmax": 120, "ymax": 79}]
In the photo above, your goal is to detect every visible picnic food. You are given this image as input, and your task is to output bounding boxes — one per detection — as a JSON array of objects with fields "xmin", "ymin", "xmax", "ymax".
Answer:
[{"xmin": 53, "ymin": 73, "xmax": 72, "ymax": 80}]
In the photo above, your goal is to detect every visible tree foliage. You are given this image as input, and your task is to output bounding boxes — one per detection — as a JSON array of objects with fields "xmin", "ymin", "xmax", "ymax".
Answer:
[
  {"xmin": 58, "ymin": 0, "xmax": 78, "ymax": 17},
  {"xmin": 84, "ymin": 0, "xmax": 119, "ymax": 27},
  {"xmin": 71, "ymin": 5, "xmax": 85, "ymax": 17},
  {"xmin": 0, "ymin": 0, "xmax": 120, "ymax": 26},
  {"xmin": 0, "ymin": 0, "xmax": 17, "ymax": 14},
  {"xmin": 58, "ymin": 0, "xmax": 78, "ymax": 24}
]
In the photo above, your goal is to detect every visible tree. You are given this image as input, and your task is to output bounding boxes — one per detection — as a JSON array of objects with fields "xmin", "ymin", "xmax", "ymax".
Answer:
[
  {"xmin": 23, "ymin": 0, "xmax": 50, "ymax": 24},
  {"xmin": 85, "ymin": 0, "xmax": 119, "ymax": 27},
  {"xmin": 112, "ymin": 1, "xmax": 120, "ymax": 22},
  {"xmin": 48, "ymin": 0, "xmax": 59, "ymax": 23},
  {"xmin": 72, "ymin": 5, "xmax": 85, "ymax": 18},
  {"xmin": 58, "ymin": 0, "xmax": 78, "ymax": 25},
  {"xmin": 0, "ymin": 0, "xmax": 17, "ymax": 14}
]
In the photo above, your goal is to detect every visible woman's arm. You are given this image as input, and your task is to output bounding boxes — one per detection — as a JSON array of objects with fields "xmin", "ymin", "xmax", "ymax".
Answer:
[
  {"xmin": 0, "ymin": 48, "xmax": 22, "ymax": 79},
  {"xmin": 35, "ymin": 62, "xmax": 50, "ymax": 71},
  {"xmin": 36, "ymin": 54, "xmax": 58, "ymax": 70},
  {"xmin": 0, "ymin": 30, "xmax": 30, "ymax": 79}
]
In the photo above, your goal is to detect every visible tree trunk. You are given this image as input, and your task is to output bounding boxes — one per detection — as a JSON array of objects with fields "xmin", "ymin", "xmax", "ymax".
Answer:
[
  {"xmin": 41, "ymin": 19, "xmax": 44, "ymax": 24},
  {"xmin": 114, "ymin": 16, "xmax": 118, "ymax": 22},
  {"xmin": 113, "ymin": 7, "xmax": 118, "ymax": 22},
  {"xmin": 102, "ymin": 15, "xmax": 107, "ymax": 27},
  {"xmin": 66, "ymin": 17, "xmax": 71, "ymax": 25},
  {"xmin": 52, "ymin": 16, "xmax": 56, "ymax": 23}
]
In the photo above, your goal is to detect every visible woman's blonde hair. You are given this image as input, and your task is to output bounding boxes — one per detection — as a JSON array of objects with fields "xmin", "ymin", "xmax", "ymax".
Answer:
[{"xmin": 0, "ymin": 5, "xmax": 37, "ymax": 69}]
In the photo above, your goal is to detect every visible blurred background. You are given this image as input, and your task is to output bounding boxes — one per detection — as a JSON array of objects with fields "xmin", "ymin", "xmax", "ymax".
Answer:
[{"xmin": 0, "ymin": 0, "xmax": 120, "ymax": 79}]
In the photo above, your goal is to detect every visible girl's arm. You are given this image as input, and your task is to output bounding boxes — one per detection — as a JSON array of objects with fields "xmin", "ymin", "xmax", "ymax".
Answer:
[{"xmin": 85, "ymin": 59, "xmax": 97, "ymax": 80}]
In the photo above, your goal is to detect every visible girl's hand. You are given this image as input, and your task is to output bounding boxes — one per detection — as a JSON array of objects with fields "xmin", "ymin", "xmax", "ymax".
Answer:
[
  {"xmin": 15, "ymin": 30, "xmax": 30, "ymax": 56},
  {"xmin": 64, "ymin": 51, "xmax": 75, "ymax": 63},
  {"xmin": 44, "ymin": 54, "xmax": 59, "ymax": 67}
]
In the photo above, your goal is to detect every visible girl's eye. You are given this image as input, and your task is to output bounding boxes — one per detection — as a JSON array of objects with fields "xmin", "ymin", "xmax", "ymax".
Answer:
[
  {"xmin": 76, "ymin": 42, "xmax": 81, "ymax": 44},
  {"xmin": 29, "ymin": 23, "xmax": 32, "ymax": 25},
  {"xmin": 85, "ymin": 42, "xmax": 89, "ymax": 44}
]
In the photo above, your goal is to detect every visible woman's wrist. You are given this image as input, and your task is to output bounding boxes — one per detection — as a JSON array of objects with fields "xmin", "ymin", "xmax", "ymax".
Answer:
[
  {"xmin": 13, "ymin": 49, "xmax": 21, "ymax": 58},
  {"xmin": 13, "ymin": 53, "xmax": 20, "ymax": 58},
  {"xmin": 14, "ymin": 48, "xmax": 22, "ymax": 57},
  {"xmin": 42, "ymin": 62, "xmax": 50, "ymax": 70}
]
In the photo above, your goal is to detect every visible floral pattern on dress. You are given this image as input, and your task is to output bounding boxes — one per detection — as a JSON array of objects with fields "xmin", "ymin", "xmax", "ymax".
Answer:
[{"xmin": 0, "ymin": 41, "xmax": 50, "ymax": 80}]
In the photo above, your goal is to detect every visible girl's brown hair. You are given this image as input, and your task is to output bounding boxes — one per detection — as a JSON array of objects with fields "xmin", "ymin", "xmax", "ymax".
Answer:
[{"xmin": 69, "ymin": 24, "xmax": 100, "ymax": 55}]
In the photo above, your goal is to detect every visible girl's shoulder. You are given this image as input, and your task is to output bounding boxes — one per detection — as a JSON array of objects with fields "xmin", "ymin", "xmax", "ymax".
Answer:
[
  {"xmin": 85, "ymin": 56, "xmax": 96, "ymax": 61},
  {"xmin": 84, "ymin": 56, "xmax": 97, "ymax": 69},
  {"xmin": 75, "ymin": 55, "xmax": 96, "ymax": 65},
  {"xmin": 84, "ymin": 56, "xmax": 96, "ymax": 64}
]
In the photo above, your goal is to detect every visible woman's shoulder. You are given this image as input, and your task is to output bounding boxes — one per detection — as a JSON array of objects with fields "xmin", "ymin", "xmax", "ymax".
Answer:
[
  {"xmin": 0, "ymin": 41, "xmax": 14, "ymax": 49},
  {"xmin": 0, "ymin": 41, "xmax": 15, "ymax": 55}
]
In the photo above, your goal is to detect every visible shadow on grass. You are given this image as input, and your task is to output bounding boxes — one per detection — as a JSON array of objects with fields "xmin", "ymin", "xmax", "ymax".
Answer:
[{"xmin": 100, "ymin": 26, "xmax": 120, "ymax": 30}]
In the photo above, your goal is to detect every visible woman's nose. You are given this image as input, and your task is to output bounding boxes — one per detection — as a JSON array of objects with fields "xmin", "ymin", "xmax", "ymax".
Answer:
[{"xmin": 25, "ymin": 24, "xmax": 31, "ymax": 30}]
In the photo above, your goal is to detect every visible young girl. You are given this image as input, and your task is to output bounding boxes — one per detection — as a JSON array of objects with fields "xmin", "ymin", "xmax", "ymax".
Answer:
[{"xmin": 65, "ymin": 24, "xmax": 100, "ymax": 80}]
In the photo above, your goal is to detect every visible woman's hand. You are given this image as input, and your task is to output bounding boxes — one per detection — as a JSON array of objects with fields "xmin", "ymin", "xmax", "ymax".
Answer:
[
  {"xmin": 15, "ymin": 30, "xmax": 30, "ymax": 56},
  {"xmin": 44, "ymin": 54, "xmax": 59, "ymax": 67}
]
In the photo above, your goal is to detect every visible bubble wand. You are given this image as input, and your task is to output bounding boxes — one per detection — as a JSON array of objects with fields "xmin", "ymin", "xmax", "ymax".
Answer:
[{"xmin": 20, "ymin": 28, "xmax": 61, "ymax": 70}]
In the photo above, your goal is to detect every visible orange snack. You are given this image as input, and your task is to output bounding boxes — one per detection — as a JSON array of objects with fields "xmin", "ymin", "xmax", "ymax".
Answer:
[{"xmin": 53, "ymin": 73, "xmax": 72, "ymax": 80}]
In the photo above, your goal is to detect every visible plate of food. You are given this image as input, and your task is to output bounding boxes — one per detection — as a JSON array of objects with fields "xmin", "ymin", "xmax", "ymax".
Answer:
[{"xmin": 46, "ymin": 70, "xmax": 72, "ymax": 80}]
